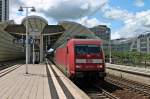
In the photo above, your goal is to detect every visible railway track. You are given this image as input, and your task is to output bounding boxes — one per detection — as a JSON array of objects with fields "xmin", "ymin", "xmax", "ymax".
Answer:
[
  {"xmin": 0, "ymin": 60, "xmax": 24, "ymax": 70},
  {"xmin": 87, "ymin": 84, "xmax": 119, "ymax": 99},
  {"xmin": 48, "ymin": 59, "xmax": 150, "ymax": 99},
  {"xmin": 76, "ymin": 75, "xmax": 150, "ymax": 99},
  {"xmin": 0, "ymin": 64, "xmax": 22, "ymax": 77},
  {"xmin": 105, "ymin": 75, "xmax": 150, "ymax": 98},
  {"xmin": 74, "ymin": 78, "xmax": 120, "ymax": 99},
  {"xmin": 107, "ymin": 75, "xmax": 150, "ymax": 92}
]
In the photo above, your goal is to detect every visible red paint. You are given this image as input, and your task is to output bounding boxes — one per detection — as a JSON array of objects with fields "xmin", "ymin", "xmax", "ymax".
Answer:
[{"xmin": 55, "ymin": 39, "xmax": 105, "ymax": 78}]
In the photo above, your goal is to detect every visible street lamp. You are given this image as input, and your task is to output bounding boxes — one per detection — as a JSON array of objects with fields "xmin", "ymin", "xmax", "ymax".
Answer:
[
  {"xmin": 108, "ymin": 30, "xmax": 112, "ymax": 64},
  {"xmin": 109, "ymin": 40, "xmax": 112, "ymax": 63},
  {"xmin": 18, "ymin": 6, "xmax": 36, "ymax": 74}
]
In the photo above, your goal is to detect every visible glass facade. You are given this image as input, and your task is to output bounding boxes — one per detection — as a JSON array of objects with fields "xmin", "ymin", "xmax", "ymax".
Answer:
[
  {"xmin": 0, "ymin": 0, "xmax": 9, "ymax": 22},
  {"xmin": 90, "ymin": 25, "xmax": 111, "ymax": 41},
  {"xmin": 132, "ymin": 32, "xmax": 150, "ymax": 53},
  {"xmin": 111, "ymin": 41, "xmax": 132, "ymax": 52},
  {"xmin": 0, "ymin": 0, "xmax": 2, "ymax": 21}
]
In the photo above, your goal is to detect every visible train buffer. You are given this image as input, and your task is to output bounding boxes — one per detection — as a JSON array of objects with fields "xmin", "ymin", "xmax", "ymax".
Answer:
[{"xmin": 0, "ymin": 64, "xmax": 90, "ymax": 99}]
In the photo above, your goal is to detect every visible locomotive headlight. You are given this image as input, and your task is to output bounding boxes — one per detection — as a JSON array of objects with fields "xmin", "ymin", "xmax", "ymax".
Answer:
[
  {"xmin": 99, "ymin": 65, "xmax": 103, "ymax": 68},
  {"xmin": 97, "ymin": 65, "xmax": 103, "ymax": 68}
]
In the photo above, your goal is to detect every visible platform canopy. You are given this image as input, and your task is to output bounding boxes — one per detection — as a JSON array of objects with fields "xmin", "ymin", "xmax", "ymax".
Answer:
[
  {"xmin": 53, "ymin": 21, "xmax": 97, "ymax": 49},
  {"xmin": 4, "ymin": 15, "xmax": 65, "ymax": 46},
  {"xmin": 21, "ymin": 15, "xmax": 48, "ymax": 33}
]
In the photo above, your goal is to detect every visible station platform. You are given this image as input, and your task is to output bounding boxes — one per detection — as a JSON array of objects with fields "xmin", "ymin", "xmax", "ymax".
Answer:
[
  {"xmin": 0, "ymin": 63, "xmax": 89, "ymax": 99},
  {"xmin": 106, "ymin": 63, "xmax": 150, "ymax": 85},
  {"xmin": 106, "ymin": 63, "xmax": 150, "ymax": 76}
]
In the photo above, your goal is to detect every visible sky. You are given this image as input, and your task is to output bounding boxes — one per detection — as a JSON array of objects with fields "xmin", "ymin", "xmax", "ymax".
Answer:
[{"xmin": 9, "ymin": 0, "xmax": 150, "ymax": 39}]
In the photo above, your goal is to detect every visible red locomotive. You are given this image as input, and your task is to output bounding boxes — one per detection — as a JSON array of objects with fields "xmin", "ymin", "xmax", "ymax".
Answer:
[{"xmin": 54, "ymin": 39, "xmax": 106, "ymax": 79}]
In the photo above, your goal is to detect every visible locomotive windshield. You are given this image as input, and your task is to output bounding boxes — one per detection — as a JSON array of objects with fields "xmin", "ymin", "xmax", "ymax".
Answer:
[{"xmin": 75, "ymin": 44, "xmax": 101, "ymax": 54}]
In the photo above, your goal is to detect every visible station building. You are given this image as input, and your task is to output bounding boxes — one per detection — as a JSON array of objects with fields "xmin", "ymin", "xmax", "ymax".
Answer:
[
  {"xmin": 110, "ymin": 31, "xmax": 150, "ymax": 54},
  {"xmin": 2, "ymin": 15, "xmax": 98, "ymax": 63},
  {"xmin": 131, "ymin": 32, "xmax": 150, "ymax": 53},
  {"xmin": 111, "ymin": 38, "xmax": 134, "ymax": 52},
  {"xmin": 5, "ymin": 15, "xmax": 65, "ymax": 63}
]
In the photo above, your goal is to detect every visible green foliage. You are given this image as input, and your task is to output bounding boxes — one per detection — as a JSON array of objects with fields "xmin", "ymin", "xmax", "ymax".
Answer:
[{"xmin": 104, "ymin": 50, "xmax": 150, "ymax": 67}]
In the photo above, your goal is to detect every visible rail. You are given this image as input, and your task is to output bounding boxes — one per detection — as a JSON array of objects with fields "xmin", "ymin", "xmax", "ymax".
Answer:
[
  {"xmin": 106, "ymin": 75, "xmax": 150, "ymax": 97},
  {"xmin": 0, "ymin": 64, "xmax": 22, "ymax": 77},
  {"xmin": 93, "ymin": 85, "xmax": 119, "ymax": 99}
]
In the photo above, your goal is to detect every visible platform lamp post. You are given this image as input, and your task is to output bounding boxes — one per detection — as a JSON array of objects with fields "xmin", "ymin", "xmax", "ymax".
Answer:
[
  {"xmin": 109, "ymin": 40, "xmax": 112, "ymax": 63},
  {"xmin": 18, "ymin": 6, "xmax": 36, "ymax": 74},
  {"xmin": 108, "ymin": 30, "xmax": 112, "ymax": 64}
]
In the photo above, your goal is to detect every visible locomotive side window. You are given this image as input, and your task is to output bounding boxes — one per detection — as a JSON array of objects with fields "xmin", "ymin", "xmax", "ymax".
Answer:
[
  {"xmin": 75, "ymin": 44, "xmax": 101, "ymax": 54},
  {"xmin": 67, "ymin": 46, "xmax": 69, "ymax": 54}
]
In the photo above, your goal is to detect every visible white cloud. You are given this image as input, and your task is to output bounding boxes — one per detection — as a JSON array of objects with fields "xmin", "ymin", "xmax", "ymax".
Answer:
[
  {"xmin": 41, "ymin": 0, "xmax": 108, "ymax": 20},
  {"xmin": 76, "ymin": 17, "xmax": 111, "ymax": 28},
  {"xmin": 135, "ymin": 0, "xmax": 144, "ymax": 7},
  {"xmin": 81, "ymin": 3, "xmax": 89, "ymax": 10},
  {"xmin": 111, "ymin": 32, "xmax": 121, "ymax": 39},
  {"xmin": 10, "ymin": 0, "xmax": 108, "ymax": 24},
  {"xmin": 10, "ymin": 0, "xmax": 149, "ymax": 40},
  {"xmin": 101, "ymin": 4, "xmax": 150, "ymax": 39},
  {"xmin": 102, "ymin": 5, "xmax": 134, "ymax": 21},
  {"xmin": 114, "ymin": 10, "xmax": 150, "ymax": 38}
]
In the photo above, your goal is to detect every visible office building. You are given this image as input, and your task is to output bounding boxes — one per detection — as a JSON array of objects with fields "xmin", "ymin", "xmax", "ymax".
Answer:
[
  {"xmin": 131, "ymin": 32, "xmax": 150, "ymax": 53},
  {"xmin": 110, "ymin": 31, "xmax": 150, "ymax": 54},
  {"xmin": 90, "ymin": 25, "xmax": 111, "ymax": 41},
  {"xmin": 90, "ymin": 25, "xmax": 111, "ymax": 52},
  {"xmin": 0, "ymin": 0, "xmax": 9, "ymax": 21}
]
